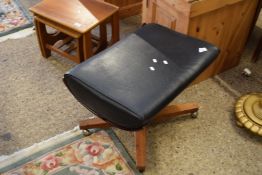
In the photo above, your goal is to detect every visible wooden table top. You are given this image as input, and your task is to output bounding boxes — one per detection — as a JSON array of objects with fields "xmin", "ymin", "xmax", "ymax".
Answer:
[{"xmin": 30, "ymin": 0, "xmax": 119, "ymax": 33}]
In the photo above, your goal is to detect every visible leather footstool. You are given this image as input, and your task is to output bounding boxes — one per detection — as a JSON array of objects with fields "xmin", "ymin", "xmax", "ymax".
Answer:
[{"xmin": 63, "ymin": 24, "xmax": 219, "ymax": 171}]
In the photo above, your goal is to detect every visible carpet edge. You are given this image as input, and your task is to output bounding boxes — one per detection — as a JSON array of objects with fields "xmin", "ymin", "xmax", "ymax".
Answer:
[{"xmin": 0, "ymin": 126, "xmax": 81, "ymax": 168}]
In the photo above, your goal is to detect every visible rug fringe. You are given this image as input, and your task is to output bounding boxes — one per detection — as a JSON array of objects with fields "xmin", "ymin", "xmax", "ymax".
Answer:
[
  {"xmin": 0, "ymin": 27, "xmax": 35, "ymax": 43},
  {"xmin": 0, "ymin": 126, "xmax": 81, "ymax": 168}
]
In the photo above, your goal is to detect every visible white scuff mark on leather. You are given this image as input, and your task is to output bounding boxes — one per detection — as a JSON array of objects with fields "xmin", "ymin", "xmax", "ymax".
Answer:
[
  {"xmin": 163, "ymin": 60, "xmax": 168, "ymax": 64},
  {"xmin": 152, "ymin": 59, "xmax": 158, "ymax": 63},
  {"xmin": 199, "ymin": 47, "xmax": 208, "ymax": 53},
  {"xmin": 149, "ymin": 67, "xmax": 155, "ymax": 71}
]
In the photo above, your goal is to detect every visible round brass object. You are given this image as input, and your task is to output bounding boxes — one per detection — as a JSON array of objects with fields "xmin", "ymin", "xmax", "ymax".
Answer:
[{"xmin": 235, "ymin": 93, "xmax": 262, "ymax": 136}]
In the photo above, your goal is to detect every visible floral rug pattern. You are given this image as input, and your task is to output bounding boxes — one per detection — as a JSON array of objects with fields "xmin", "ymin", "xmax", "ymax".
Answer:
[
  {"xmin": 0, "ymin": 0, "xmax": 32, "ymax": 37},
  {"xmin": 1, "ymin": 130, "xmax": 138, "ymax": 175}
]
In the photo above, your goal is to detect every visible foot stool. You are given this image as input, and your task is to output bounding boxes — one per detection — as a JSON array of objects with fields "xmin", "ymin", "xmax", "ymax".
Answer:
[
  {"xmin": 63, "ymin": 24, "xmax": 219, "ymax": 171},
  {"xmin": 30, "ymin": 0, "xmax": 119, "ymax": 63}
]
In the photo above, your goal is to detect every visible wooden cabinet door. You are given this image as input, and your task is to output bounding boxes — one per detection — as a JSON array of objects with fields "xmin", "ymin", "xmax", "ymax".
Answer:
[
  {"xmin": 105, "ymin": 0, "xmax": 142, "ymax": 19},
  {"xmin": 143, "ymin": 0, "xmax": 176, "ymax": 30},
  {"xmin": 142, "ymin": 0, "xmax": 190, "ymax": 34}
]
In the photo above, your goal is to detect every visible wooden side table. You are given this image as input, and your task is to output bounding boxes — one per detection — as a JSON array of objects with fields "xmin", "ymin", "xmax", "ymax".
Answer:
[{"xmin": 30, "ymin": 0, "xmax": 119, "ymax": 63}]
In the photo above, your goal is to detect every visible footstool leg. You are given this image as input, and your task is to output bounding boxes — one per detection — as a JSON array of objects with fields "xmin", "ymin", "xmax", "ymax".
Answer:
[
  {"xmin": 34, "ymin": 19, "xmax": 51, "ymax": 58},
  {"xmin": 135, "ymin": 127, "xmax": 147, "ymax": 172}
]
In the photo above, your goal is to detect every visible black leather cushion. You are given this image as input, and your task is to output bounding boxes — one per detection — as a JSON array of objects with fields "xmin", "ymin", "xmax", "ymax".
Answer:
[{"xmin": 64, "ymin": 24, "xmax": 219, "ymax": 131}]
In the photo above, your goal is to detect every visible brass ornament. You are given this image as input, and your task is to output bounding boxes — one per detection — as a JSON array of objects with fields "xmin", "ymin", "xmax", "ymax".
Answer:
[{"xmin": 235, "ymin": 93, "xmax": 262, "ymax": 136}]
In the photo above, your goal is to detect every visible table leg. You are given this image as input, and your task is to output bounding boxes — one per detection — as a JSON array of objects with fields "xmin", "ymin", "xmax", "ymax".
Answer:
[
  {"xmin": 34, "ymin": 19, "xmax": 51, "ymax": 58},
  {"xmin": 83, "ymin": 32, "xmax": 93, "ymax": 60},
  {"xmin": 110, "ymin": 11, "xmax": 120, "ymax": 45},
  {"xmin": 76, "ymin": 36, "xmax": 84, "ymax": 63},
  {"xmin": 99, "ymin": 22, "xmax": 108, "ymax": 50}
]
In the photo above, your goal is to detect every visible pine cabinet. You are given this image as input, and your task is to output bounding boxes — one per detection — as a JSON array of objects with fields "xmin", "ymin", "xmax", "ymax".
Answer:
[
  {"xmin": 105, "ymin": 0, "xmax": 142, "ymax": 19},
  {"xmin": 142, "ymin": 0, "xmax": 260, "ymax": 83}
]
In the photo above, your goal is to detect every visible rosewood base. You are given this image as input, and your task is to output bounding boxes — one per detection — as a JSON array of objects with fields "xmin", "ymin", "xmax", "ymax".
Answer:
[{"xmin": 79, "ymin": 103, "xmax": 199, "ymax": 172}]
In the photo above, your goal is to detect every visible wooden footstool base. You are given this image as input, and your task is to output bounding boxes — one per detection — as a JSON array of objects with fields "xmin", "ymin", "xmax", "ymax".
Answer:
[
  {"xmin": 30, "ymin": 0, "xmax": 119, "ymax": 63},
  {"xmin": 79, "ymin": 103, "xmax": 199, "ymax": 172}
]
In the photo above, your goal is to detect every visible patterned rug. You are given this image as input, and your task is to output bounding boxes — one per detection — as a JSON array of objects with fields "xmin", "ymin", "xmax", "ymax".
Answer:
[
  {"xmin": 0, "ymin": 0, "xmax": 32, "ymax": 37},
  {"xmin": 0, "ymin": 129, "xmax": 141, "ymax": 175}
]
